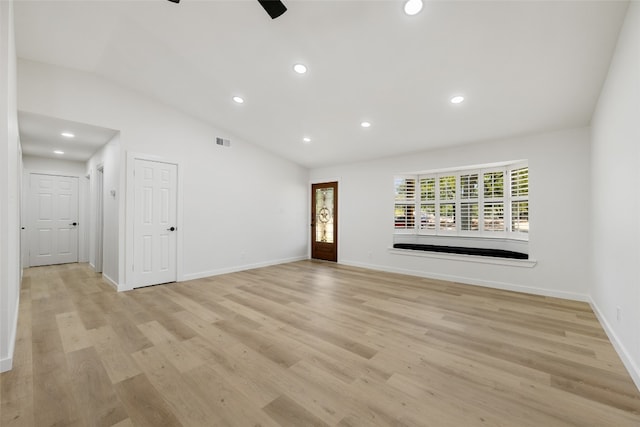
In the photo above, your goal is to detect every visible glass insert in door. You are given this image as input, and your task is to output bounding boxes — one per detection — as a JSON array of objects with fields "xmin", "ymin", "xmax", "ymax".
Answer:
[{"xmin": 315, "ymin": 188, "xmax": 334, "ymax": 243}]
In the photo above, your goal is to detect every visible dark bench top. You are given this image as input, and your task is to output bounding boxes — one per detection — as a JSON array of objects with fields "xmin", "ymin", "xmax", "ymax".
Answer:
[{"xmin": 393, "ymin": 243, "xmax": 528, "ymax": 260}]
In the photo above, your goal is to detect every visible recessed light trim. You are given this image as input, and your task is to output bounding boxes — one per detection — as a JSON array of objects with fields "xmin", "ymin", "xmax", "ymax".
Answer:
[
  {"xmin": 61, "ymin": 132, "xmax": 75, "ymax": 138},
  {"xmin": 404, "ymin": 0, "xmax": 423, "ymax": 16},
  {"xmin": 54, "ymin": 150, "xmax": 64, "ymax": 155},
  {"xmin": 293, "ymin": 63, "xmax": 307, "ymax": 74},
  {"xmin": 450, "ymin": 95, "xmax": 465, "ymax": 104},
  {"xmin": 232, "ymin": 96, "xmax": 244, "ymax": 104},
  {"xmin": 303, "ymin": 137, "xmax": 311, "ymax": 143},
  {"xmin": 360, "ymin": 121, "xmax": 372, "ymax": 128}
]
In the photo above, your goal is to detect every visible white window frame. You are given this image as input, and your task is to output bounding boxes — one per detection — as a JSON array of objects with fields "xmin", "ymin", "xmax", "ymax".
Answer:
[
  {"xmin": 393, "ymin": 175, "xmax": 417, "ymax": 234},
  {"xmin": 394, "ymin": 161, "xmax": 528, "ymax": 241}
]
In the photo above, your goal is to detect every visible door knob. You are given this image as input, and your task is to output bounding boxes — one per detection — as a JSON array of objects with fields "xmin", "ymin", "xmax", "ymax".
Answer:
[
  {"xmin": 70, "ymin": 222, "xmax": 77, "ymax": 226},
  {"xmin": 167, "ymin": 226, "xmax": 176, "ymax": 231}
]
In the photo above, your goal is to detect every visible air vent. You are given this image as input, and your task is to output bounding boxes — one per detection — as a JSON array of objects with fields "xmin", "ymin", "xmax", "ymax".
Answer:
[{"xmin": 216, "ymin": 137, "xmax": 231, "ymax": 147}]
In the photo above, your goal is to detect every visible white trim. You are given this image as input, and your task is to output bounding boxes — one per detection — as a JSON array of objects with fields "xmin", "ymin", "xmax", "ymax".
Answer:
[
  {"xmin": 182, "ymin": 256, "xmax": 308, "ymax": 281},
  {"xmin": 125, "ymin": 151, "xmax": 183, "ymax": 290},
  {"xmin": 0, "ymin": 355, "xmax": 13, "ymax": 373},
  {"xmin": 589, "ymin": 297, "xmax": 640, "ymax": 392},
  {"xmin": 102, "ymin": 272, "xmax": 118, "ymax": 290},
  {"xmin": 22, "ymin": 169, "xmax": 83, "ymax": 178},
  {"xmin": 0, "ymin": 292, "xmax": 20, "ymax": 373},
  {"xmin": 398, "ymin": 159, "xmax": 528, "ymax": 176},
  {"xmin": 176, "ymin": 161, "xmax": 184, "ymax": 282},
  {"xmin": 94, "ymin": 165, "xmax": 104, "ymax": 274},
  {"xmin": 340, "ymin": 259, "xmax": 586, "ymax": 302},
  {"xmin": 388, "ymin": 247, "xmax": 537, "ymax": 267}
]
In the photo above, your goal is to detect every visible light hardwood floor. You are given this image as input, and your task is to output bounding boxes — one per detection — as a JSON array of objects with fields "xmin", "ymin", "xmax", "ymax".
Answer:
[{"xmin": 1, "ymin": 260, "xmax": 639, "ymax": 426}]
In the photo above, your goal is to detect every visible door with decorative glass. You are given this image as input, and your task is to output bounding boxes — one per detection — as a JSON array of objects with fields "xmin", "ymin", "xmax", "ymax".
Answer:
[{"xmin": 311, "ymin": 182, "xmax": 338, "ymax": 262}]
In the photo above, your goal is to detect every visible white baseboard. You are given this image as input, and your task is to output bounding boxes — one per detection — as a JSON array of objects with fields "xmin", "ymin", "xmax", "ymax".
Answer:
[
  {"xmin": 182, "ymin": 256, "xmax": 308, "ymax": 282},
  {"xmin": 589, "ymin": 298, "xmax": 640, "ymax": 392},
  {"xmin": 339, "ymin": 259, "xmax": 590, "ymax": 302},
  {"xmin": 102, "ymin": 273, "xmax": 118, "ymax": 290},
  {"xmin": 0, "ymin": 356, "xmax": 12, "ymax": 373},
  {"xmin": 0, "ymin": 293, "xmax": 20, "ymax": 373}
]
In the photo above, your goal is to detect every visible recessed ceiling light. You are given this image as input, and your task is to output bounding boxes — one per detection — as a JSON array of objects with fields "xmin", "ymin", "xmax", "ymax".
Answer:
[
  {"xmin": 293, "ymin": 64, "xmax": 307, "ymax": 74},
  {"xmin": 404, "ymin": 0, "xmax": 423, "ymax": 16},
  {"xmin": 61, "ymin": 132, "xmax": 75, "ymax": 138},
  {"xmin": 303, "ymin": 137, "xmax": 311, "ymax": 143},
  {"xmin": 232, "ymin": 96, "xmax": 244, "ymax": 104},
  {"xmin": 361, "ymin": 121, "xmax": 371, "ymax": 128},
  {"xmin": 450, "ymin": 95, "xmax": 465, "ymax": 104},
  {"xmin": 54, "ymin": 150, "xmax": 64, "ymax": 155}
]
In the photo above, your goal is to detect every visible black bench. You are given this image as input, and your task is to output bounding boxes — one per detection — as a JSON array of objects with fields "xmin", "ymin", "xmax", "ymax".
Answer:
[{"xmin": 393, "ymin": 243, "xmax": 528, "ymax": 260}]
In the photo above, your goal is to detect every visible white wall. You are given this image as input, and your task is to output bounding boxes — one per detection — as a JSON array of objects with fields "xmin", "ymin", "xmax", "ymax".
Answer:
[
  {"xmin": 23, "ymin": 155, "xmax": 86, "ymax": 175},
  {"xmin": 590, "ymin": 1, "xmax": 640, "ymax": 389},
  {"xmin": 86, "ymin": 134, "xmax": 121, "ymax": 286},
  {"xmin": 17, "ymin": 59, "xmax": 309, "ymax": 290},
  {"xmin": 21, "ymin": 155, "xmax": 90, "ymax": 265},
  {"xmin": 0, "ymin": 0, "xmax": 22, "ymax": 373},
  {"xmin": 310, "ymin": 127, "xmax": 591, "ymax": 301}
]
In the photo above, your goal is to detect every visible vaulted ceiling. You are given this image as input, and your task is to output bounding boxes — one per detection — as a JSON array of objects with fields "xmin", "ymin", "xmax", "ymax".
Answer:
[{"xmin": 13, "ymin": 0, "xmax": 628, "ymax": 167}]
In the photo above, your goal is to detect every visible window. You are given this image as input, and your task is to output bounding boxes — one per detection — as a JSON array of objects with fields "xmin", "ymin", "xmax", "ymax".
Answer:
[
  {"xmin": 394, "ymin": 177, "xmax": 416, "ymax": 230},
  {"xmin": 510, "ymin": 166, "xmax": 529, "ymax": 233},
  {"xmin": 460, "ymin": 173, "xmax": 478, "ymax": 231},
  {"xmin": 419, "ymin": 177, "xmax": 436, "ymax": 230},
  {"xmin": 394, "ymin": 162, "xmax": 528, "ymax": 239}
]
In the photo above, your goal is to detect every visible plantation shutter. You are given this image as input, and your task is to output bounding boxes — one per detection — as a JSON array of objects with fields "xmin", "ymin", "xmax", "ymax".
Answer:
[
  {"xmin": 510, "ymin": 166, "xmax": 529, "ymax": 233},
  {"xmin": 394, "ymin": 177, "xmax": 416, "ymax": 230},
  {"xmin": 482, "ymin": 170, "xmax": 505, "ymax": 232},
  {"xmin": 419, "ymin": 176, "xmax": 436, "ymax": 231},
  {"xmin": 438, "ymin": 175, "xmax": 457, "ymax": 231},
  {"xmin": 394, "ymin": 163, "xmax": 528, "ymax": 240},
  {"xmin": 460, "ymin": 172, "xmax": 479, "ymax": 231}
]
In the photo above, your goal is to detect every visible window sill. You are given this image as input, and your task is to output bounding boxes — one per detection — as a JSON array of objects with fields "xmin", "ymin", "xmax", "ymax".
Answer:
[{"xmin": 388, "ymin": 247, "xmax": 537, "ymax": 267}]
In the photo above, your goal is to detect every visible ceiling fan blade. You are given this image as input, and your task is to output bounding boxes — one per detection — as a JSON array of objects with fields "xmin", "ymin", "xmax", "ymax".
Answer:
[
  {"xmin": 257, "ymin": 0, "xmax": 287, "ymax": 19},
  {"xmin": 166, "ymin": 0, "xmax": 286, "ymax": 20}
]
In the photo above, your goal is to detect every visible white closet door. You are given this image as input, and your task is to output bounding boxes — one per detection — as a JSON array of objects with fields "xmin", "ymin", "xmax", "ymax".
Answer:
[
  {"xmin": 29, "ymin": 174, "xmax": 79, "ymax": 267},
  {"xmin": 133, "ymin": 159, "xmax": 178, "ymax": 287}
]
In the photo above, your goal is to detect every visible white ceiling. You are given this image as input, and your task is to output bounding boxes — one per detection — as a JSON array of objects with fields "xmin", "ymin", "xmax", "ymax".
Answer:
[
  {"xmin": 19, "ymin": 111, "xmax": 118, "ymax": 161},
  {"xmin": 13, "ymin": 0, "xmax": 628, "ymax": 168}
]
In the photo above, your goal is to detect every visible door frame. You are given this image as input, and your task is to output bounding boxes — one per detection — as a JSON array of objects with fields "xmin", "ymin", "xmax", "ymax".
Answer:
[
  {"xmin": 309, "ymin": 178, "xmax": 341, "ymax": 262},
  {"xmin": 95, "ymin": 165, "xmax": 104, "ymax": 273},
  {"xmin": 23, "ymin": 170, "xmax": 84, "ymax": 268},
  {"xmin": 124, "ymin": 152, "xmax": 183, "ymax": 291}
]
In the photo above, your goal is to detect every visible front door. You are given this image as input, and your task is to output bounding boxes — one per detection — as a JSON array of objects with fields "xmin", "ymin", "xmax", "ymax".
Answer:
[
  {"xmin": 133, "ymin": 159, "xmax": 178, "ymax": 287},
  {"xmin": 29, "ymin": 173, "xmax": 79, "ymax": 266},
  {"xmin": 311, "ymin": 182, "xmax": 338, "ymax": 262}
]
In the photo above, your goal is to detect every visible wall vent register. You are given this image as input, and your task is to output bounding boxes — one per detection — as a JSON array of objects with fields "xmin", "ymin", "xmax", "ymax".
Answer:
[{"xmin": 216, "ymin": 137, "xmax": 231, "ymax": 147}]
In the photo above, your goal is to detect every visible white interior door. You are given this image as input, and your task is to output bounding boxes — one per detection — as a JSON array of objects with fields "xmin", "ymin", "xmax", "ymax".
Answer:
[
  {"xmin": 133, "ymin": 159, "xmax": 178, "ymax": 287},
  {"xmin": 29, "ymin": 174, "xmax": 79, "ymax": 267}
]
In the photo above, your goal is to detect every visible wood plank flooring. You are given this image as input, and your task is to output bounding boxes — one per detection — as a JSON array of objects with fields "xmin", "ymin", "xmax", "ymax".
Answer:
[{"xmin": 1, "ymin": 260, "xmax": 639, "ymax": 426}]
